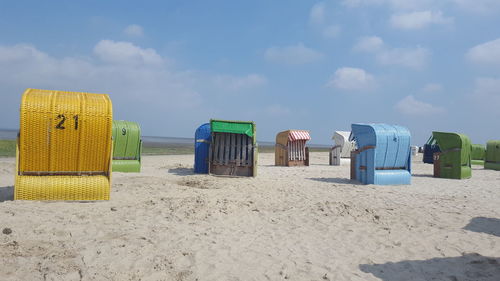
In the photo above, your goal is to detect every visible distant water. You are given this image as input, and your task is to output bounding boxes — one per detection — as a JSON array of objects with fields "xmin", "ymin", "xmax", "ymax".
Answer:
[
  {"xmin": 0, "ymin": 129, "xmax": 17, "ymax": 140},
  {"xmin": 143, "ymin": 136, "xmax": 330, "ymax": 148},
  {"xmin": 0, "ymin": 129, "xmax": 330, "ymax": 148}
]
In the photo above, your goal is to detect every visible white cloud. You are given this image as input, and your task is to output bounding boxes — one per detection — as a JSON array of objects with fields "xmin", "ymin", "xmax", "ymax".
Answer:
[
  {"xmin": 309, "ymin": 2, "xmax": 326, "ymax": 25},
  {"xmin": 342, "ymin": 0, "xmax": 435, "ymax": 11},
  {"xmin": 264, "ymin": 43, "xmax": 324, "ymax": 64},
  {"xmin": 395, "ymin": 95, "xmax": 445, "ymax": 115},
  {"xmin": 123, "ymin": 24, "xmax": 144, "ymax": 37},
  {"xmin": 94, "ymin": 40, "xmax": 164, "ymax": 66},
  {"xmin": 421, "ymin": 83, "xmax": 443, "ymax": 93},
  {"xmin": 376, "ymin": 46, "xmax": 430, "ymax": 69},
  {"xmin": 0, "ymin": 44, "xmax": 49, "ymax": 63},
  {"xmin": 473, "ymin": 77, "xmax": 500, "ymax": 99},
  {"xmin": 466, "ymin": 38, "xmax": 500, "ymax": 66},
  {"xmin": 213, "ymin": 74, "xmax": 267, "ymax": 91},
  {"xmin": 390, "ymin": 10, "xmax": 453, "ymax": 30},
  {"xmin": 0, "ymin": 41, "xmax": 267, "ymax": 117},
  {"xmin": 322, "ymin": 25, "xmax": 341, "ymax": 38},
  {"xmin": 353, "ymin": 36, "xmax": 384, "ymax": 53},
  {"xmin": 309, "ymin": 3, "xmax": 342, "ymax": 40},
  {"xmin": 327, "ymin": 67, "xmax": 375, "ymax": 91},
  {"xmin": 352, "ymin": 36, "xmax": 430, "ymax": 69}
]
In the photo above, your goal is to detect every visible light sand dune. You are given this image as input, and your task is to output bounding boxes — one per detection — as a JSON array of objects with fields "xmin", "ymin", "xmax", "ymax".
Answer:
[{"xmin": 0, "ymin": 153, "xmax": 499, "ymax": 281}]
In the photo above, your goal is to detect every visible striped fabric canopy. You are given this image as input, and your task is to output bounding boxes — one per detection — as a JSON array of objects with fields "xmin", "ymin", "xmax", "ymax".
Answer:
[{"xmin": 289, "ymin": 130, "xmax": 311, "ymax": 141}]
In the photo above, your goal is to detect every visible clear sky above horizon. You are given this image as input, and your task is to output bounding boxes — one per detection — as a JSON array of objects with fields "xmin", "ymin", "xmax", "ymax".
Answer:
[{"xmin": 1, "ymin": 0, "xmax": 499, "ymax": 145}]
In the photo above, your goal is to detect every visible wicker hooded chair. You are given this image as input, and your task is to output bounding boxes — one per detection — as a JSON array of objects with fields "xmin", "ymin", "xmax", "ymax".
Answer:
[{"xmin": 15, "ymin": 89, "xmax": 113, "ymax": 200}]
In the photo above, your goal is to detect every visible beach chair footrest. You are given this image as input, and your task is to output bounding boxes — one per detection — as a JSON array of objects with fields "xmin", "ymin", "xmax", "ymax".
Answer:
[{"xmin": 15, "ymin": 175, "xmax": 110, "ymax": 200}]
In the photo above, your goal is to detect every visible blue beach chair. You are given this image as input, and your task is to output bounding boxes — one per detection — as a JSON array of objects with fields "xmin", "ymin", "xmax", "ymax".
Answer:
[
  {"xmin": 350, "ymin": 123, "xmax": 412, "ymax": 185},
  {"xmin": 194, "ymin": 123, "xmax": 211, "ymax": 174}
]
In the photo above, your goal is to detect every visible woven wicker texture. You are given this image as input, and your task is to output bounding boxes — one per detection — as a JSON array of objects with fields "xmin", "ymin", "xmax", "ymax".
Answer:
[
  {"xmin": 15, "ymin": 88, "xmax": 113, "ymax": 200},
  {"xmin": 15, "ymin": 175, "xmax": 110, "ymax": 200}
]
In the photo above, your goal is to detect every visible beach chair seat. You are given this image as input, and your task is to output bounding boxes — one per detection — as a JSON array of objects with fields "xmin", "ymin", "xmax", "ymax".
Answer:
[
  {"xmin": 275, "ymin": 130, "xmax": 310, "ymax": 166},
  {"xmin": 15, "ymin": 175, "xmax": 110, "ymax": 200},
  {"xmin": 208, "ymin": 119, "xmax": 257, "ymax": 177},
  {"xmin": 15, "ymin": 88, "xmax": 113, "ymax": 200},
  {"xmin": 350, "ymin": 124, "xmax": 411, "ymax": 185},
  {"xmin": 484, "ymin": 140, "xmax": 500, "ymax": 171},
  {"xmin": 432, "ymin": 132, "xmax": 471, "ymax": 179},
  {"xmin": 112, "ymin": 121, "xmax": 142, "ymax": 173}
]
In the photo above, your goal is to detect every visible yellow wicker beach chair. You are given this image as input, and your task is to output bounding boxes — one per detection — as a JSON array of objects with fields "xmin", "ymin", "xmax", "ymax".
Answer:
[{"xmin": 15, "ymin": 89, "xmax": 113, "ymax": 200}]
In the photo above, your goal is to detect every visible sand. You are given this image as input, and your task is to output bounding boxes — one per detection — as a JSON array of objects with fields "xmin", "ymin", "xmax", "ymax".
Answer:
[{"xmin": 0, "ymin": 152, "xmax": 499, "ymax": 281}]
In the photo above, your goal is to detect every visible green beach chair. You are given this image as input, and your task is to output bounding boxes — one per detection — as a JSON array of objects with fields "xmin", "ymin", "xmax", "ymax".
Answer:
[
  {"xmin": 112, "ymin": 120, "xmax": 142, "ymax": 173},
  {"xmin": 471, "ymin": 144, "xmax": 485, "ymax": 166},
  {"xmin": 484, "ymin": 140, "xmax": 500, "ymax": 171},
  {"xmin": 432, "ymin": 132, "xmax": 471, "ymax": 179}
]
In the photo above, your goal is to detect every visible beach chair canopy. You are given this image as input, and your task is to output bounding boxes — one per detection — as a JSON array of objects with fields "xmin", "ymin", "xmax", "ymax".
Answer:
[
  {"xmin": 471, "ymin": 144, "xmax": 485, "ymax": 166},
  {"xmin": 276, "ymin": 130, "xmax": 310, "ymax": 145},
  {"xmin": 15, "ymin": 88, "xmax": 113, "ymax": 200},
  {"xmin": 112, "ymin": 120, "xmax": 142, "ymax": 172},
  {"xmin": 275, "ymin": 130, "xmax": 310, "ymax": 166},
  {"xmin": 209, "ymin": 119, "xmax": 257, "ymax": 177},
  {"xmin": 350, "ymin": 123, "xmax": 411, "ymax": 185},
  {"xmin": 194, "ymin": 123, "xmax": 211, "ymax": 174},
  {"xmin": 432, "ymin": 131, "xmax": 471, "ymax": 179},
  {"xmin": 485, "ymin": 140, "xmax": 500, "ymax": 171}
]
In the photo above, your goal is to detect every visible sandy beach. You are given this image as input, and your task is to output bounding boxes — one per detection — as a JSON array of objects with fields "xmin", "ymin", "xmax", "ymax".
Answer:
[{"xmin": 0, "ymin": 152, "xmax": 499, "ymax": 281}]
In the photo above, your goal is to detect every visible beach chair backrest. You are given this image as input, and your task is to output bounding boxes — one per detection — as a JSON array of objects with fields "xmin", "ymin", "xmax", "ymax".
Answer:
[
  {"xmin": 19, "ymin": 89, "xmax": 112, "ymax": 174},
  {"xmin": 15, "ymin": 88, "xmax": 113, "ymax": 200},
  {"xmin": 350, "ymin": 123, "xmax": 411, "ymax": 185}
]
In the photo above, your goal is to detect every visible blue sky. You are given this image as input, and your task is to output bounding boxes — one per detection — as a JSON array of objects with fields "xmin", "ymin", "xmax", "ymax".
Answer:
[{"xmin": 1, "ymin": 0, "xmax": 499, "ymax": 145}]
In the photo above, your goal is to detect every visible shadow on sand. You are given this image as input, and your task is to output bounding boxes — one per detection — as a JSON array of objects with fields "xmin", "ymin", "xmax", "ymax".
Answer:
[
  {"xmin": 168, "ymin": 167, "xmax": 195, "ymax": 176},
  {"xmin": 360, "ymin": 253, "xmax": 500, "ymax": 281},
  {"xmin": 0, "ymin": 186, "xmax": 14, "ymax": 202},
  {"xmin": 464, "ymin": 217, "xmax": 500, "ymax": 237},
  {"xmin": 308, "ymin": 177, "xmax": 359, "ymax": 185},
  {"xmin": 411, "ymin": 173, "xmax": 434, "ymax": 178}
]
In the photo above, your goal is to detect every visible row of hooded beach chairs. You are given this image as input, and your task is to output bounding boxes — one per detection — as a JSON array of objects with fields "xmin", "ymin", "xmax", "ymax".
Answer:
[
  {"xmin": 467, "ymin": 142, "xmax": 500, "ymax": 170},
  {"xmin": 12, "ymin": 88, "xmax": 500, "ymax": 201},
  {"xmin": 422, "ymin": 132, "xmax": 500, "ymax": 178},
  {"xmin": 195, "ymin": 122, "xmax": 415, "ymax": 185},
  {"xmin": 195, "ymin": 124, "xmax": 313, "ymax": 176}
]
